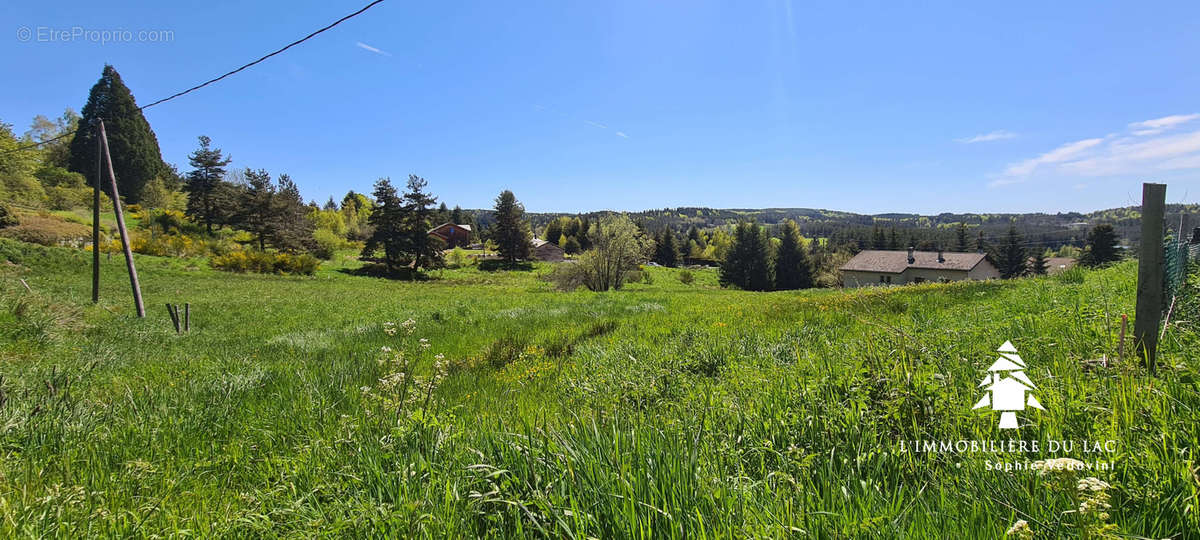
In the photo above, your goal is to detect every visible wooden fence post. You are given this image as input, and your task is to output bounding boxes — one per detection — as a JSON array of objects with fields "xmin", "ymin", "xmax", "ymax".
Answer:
[
  {"xmin": 1134, "ymin": 182, "xmax": 1166, "ymax": 373},
  {"xmin": 98, "ymin": 120, "xmax": 146, "ymax": 318},
  {"xmin": 92, "ymin": 121, "xmax": 101, "ymax": 304}
]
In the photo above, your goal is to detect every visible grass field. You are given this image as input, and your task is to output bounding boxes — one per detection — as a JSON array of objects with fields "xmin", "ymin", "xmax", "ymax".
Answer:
[{"xmin": 0, "ymin": 238, "xmax": 1197, "ymax": 538}]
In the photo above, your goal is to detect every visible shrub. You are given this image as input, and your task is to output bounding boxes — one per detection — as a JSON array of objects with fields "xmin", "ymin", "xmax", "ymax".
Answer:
[
  {"xmin": 678, "ymin": 269, "xmax": 694, "ymax": 284},
  {"xmin": 130, "ymin": 231, "xmax": 210, "ymax": 258},
  {"xmin": 312, "ymin": 228, "xmax": 356, "ymax": 260},
  {"xmin": 0, "ymin": 203, "xmax": 16, "ymax": 229},
  {"xmin": 445, "ymin": 247, "xmax": 471, "ymax": 268},
  {"xmin": 44, "ymin": 186, "xmax": 91, "ymax": 211},
  {"xmin": 0, "ymin": 213, "xmax": 90, "ymax": 246},
  {"xmin": 211, "ymin": 249, "xmax": 320, "ymax": 275}
]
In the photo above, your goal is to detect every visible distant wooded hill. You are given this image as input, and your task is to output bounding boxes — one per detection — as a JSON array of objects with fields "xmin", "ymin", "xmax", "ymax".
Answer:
[{"xmin": 465, "ymin": 204, "xmax": 1199, "ymax": 251}]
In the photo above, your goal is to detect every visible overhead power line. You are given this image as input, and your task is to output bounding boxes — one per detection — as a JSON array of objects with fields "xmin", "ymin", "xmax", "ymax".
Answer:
[{"xmin": 0, "ymin": 0, "xmax": 387, "ymax": 156}]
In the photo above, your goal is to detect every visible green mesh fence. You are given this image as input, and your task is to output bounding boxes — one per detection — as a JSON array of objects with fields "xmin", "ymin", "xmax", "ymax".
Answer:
[{"xmin": 1163, "ymin": 238, "xmax": 1191, "ymax": 308}]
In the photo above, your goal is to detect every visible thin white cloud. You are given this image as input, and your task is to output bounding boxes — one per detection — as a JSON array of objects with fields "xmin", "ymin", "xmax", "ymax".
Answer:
[
  {"xmin": 355, "ymin": 41, "xmax": 392, "ymax": 57},
  {"xmin": 615, "ymin": 131, "xmax": 628, "ymax": 138},
  {"xmin": 957, "ymin": 130, "xmax": 1017, "ymax": 144},
  {"xmin": 1128, "ymin": 113, "xmax": 1199, "ymax": 136},
  {"xmin": 991, "ymin": 113, "xmax": 1200, "ymax": 187},
  {"xmin": 998, "ymin": 138, "xmax": 1104, "ymax": 181},
  {"xmin": 585, "ymin": 120, "xmax": 608, "ymax": 129}
]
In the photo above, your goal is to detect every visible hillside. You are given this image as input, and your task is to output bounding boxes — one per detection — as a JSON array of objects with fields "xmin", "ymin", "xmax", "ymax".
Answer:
[
  {"xmin": 0, "ymin": 239, "xmax": 1197, "ymax": 537},
  {"xmin": 467, "ymin": 204, "xmax": 1200, "ymax": 249}
]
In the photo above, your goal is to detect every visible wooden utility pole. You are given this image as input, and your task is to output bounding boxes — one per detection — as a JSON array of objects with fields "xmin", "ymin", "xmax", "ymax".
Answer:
[
  {"xmin": 92, "ymin": 122, "xmax": 101, "ymax": 303},
  {"xmin": 98, "ymin": 120, "xmax": 146, "ymax": 318},
  {"xmin": 1134, "ymin": 182, "xmax": 1166, "ymax": 372}
]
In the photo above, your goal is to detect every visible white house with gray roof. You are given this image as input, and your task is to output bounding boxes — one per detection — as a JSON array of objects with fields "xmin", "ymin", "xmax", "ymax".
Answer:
[{"xmin": 840, "ymin": 248, "xmax": 1000, "ymax": 287}]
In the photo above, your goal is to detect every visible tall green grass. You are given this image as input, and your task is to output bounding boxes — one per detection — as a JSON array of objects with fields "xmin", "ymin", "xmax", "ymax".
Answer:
[{"xmin": 0, "ymin": 238, "xmax": 1196, "ymax": 538}]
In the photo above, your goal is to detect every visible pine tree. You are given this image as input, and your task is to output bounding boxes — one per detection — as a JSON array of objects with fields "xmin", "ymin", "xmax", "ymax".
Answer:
[
  {"xmin": 1031, "ymin": 250, "xmax": 1049, "ymax": 275},
  {"xmin": 887, "ymin": 227, "xmax": 900, "ymax": 249},
  {"xmin": 400, "ymin": 175, "xmax": 442, "ymax": 271},
  {"xmin": 976, "ymin": 230, "xmax": 988, "ymax": 254},
  {"xmin": 271, "ymin": 174, "xmax": 315, "ymax": 252},
  {"xmin": 955, "ymin": 223, "xmax": 970, "ymax": 252},
  {"xmin": 450, "ymin": 205, "xmax": 464, "ymax": 225},
  {"xmin": 720, "ymin": 221, "xmax": 773, "ymax": 291},
  {"xmin": 183, "ymin": 135, "xmax": 233, "ymax": 233},
  {"xmin": 653, "ymin": 229, "xmax": 680, "ymax": 267},
  {"xmin": 323, "ymin": 196, "xmax": 338, "ymax": 211},
  {"xmin": 236, "ymin": 168, "xmax": 276, "ymax": 250},
  {"xmin": 774, "ymin": 219, "xmax": 813, "ymax": 290},
  {"xmin": 577, "ymin": 216, "xmax": 592, "ymax": 251},
  {"xmin": 363, "ymin": 178, "xmax": 405, "ymax": 272},
  {"xmin": 998, "ymin": 224, "xmax": 1028, "ymax": 279},
  {"xmin": 1078, "ymin": 224, "xmax": 1121, "ymax": 267},
  {"xmin": 493, "ymin": 190, "xmax": 531, "ymax": 264},
  {"xmin": 872, "ymin": 226, "xmax": 888, "ymax": 249},
  {"xmin": 67, "ymin": 65, "xmax": 166, "ymax": 203},
  {"xmin": 687, "ymin": 225, "xmax": 706, "ymax": 249}
]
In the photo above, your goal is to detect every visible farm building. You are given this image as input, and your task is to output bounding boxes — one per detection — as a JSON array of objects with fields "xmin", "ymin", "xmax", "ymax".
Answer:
[
  {"xmin": 531, "ymin": 238, "xmax": 565, "ymax": 261},
  {"xmin": 840, "ymin": 248, "xmax": 1000, "ymax": 287},
  {"xmin": 427, "ymin": 222, "xmax": 472, "ymax": 248}
]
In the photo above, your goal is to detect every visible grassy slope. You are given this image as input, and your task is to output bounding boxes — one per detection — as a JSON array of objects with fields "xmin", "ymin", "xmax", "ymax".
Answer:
[{"xmin": 0, "ymin": 239, "xmax": 1197, "ymax": 538}]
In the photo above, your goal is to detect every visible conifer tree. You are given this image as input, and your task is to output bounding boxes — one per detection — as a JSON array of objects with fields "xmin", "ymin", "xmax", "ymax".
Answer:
[
  {"xmin": 68, "ymin": 65, "xmax": 166, "ymax": 203},
  {"xmin": 1030, "ymin": 250, "xmax": 1049, "ymax": 275},
  {"xmin": 653, "ymin": 229, "xmax": 680, "ymax": 267},
  {"xmin": 998, "ymin": 224, "xmax": 1028, "ymax": 279},
  {"xmin": 1080, "ymin": 224, "xmax": 1122, "ymax": 267},
  {"xmin": 872, "ymin": 226, "xmax": 888, "ymax": 249},
  {"xmin": 492, "ymin": 190, "xmax": 531, "ymax": 264},
  {"xmin": 687, "ymin": 225, "xmax": 706, "ymax": 249},
  {"xmin": 720, "ymin": 221, "xmax": 773, "ymax": 291},
  {"xmin": 363, "ymin": 178, "xmax": 405, "ymax": 272},
  {"xmin": 774, "ymin": 219, "xmax": 814, "ymax": 290},
  {"xmin": 237, "ymin": 168, "xmax": 276, "ymax": 250},
  {"xmin": 183, "ymin": 135, "xmax": 233, "ymax": 233},
  {"xmin": 577, "ymin": 216, "xmax": 592, "ymax": 251},
  {"xmin": 955, "ymin": 223, "xmax": 970, "ymax": 252},
  {"xmin": 271, "ymin": 174, "xmax": 315, "ymax": 252},
  {"xmin": 400, "ymin": 175, "xmax": 442, "ymax": 271}
]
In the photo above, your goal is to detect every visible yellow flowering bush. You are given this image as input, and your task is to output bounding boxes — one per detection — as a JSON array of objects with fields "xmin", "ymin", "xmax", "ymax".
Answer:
[{"xmin": 210, "ymin": 249, "xmax": 320, "ymax": 275}]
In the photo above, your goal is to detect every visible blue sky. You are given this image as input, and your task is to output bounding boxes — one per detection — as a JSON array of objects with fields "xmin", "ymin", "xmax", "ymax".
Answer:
[{"xmin": 4, "ymin": 1, "xmax": 1200, "ymax": 214}]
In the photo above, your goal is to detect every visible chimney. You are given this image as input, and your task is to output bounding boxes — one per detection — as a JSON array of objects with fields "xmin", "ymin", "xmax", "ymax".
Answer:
[
  {"xmin": 937, "ymin": 249, "xmax": 945, "ymax": 263},
  {"xmin": 907, "ymin": 246, "xmax": 915, "ymax": 264}
]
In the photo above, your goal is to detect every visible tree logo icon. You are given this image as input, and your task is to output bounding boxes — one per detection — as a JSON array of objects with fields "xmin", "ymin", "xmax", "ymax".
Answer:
[{"xmin": 972, "ymin": 341, "xmax": 1045, "ymax": 429}]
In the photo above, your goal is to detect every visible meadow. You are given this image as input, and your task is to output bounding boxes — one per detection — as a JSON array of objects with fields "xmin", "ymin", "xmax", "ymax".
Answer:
[{"xmin": 0, "ymin": 238, "xmax": 1197, "ymax": 538}]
